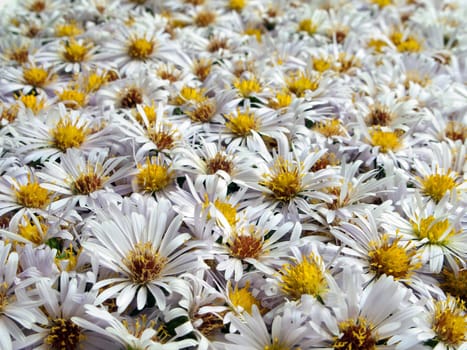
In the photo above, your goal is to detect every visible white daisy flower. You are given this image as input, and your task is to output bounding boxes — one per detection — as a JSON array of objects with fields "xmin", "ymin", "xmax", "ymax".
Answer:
[
  {"xmin": 16, "ymin": 272, "xmax": 114, "ymax": 350},
  {"xmin": 0, "ymin": 242, "xmax": 47, "ymax": 350},
  {"xmin": 241, "ymin": 135, "xmax": 338, "ymax": 220},
  {"xmin": 213, "ymin": 209, "xmax": 300, "ymax": 281},
  {"xmin": 169, "ymin": 271, "xmax": 230, "ymax": 350},
  {"xmin": 391, "ymin": 294, "xmax": 467, "ymax": 350},
  {"xmin": 73, "ymin": 304, "xmax": 197, "ymax": 350},
  {"xmin": 13, "ymin": 103, "xmax": 119, "ymax": 163},
  {"xmin": 96, "ymin": 70, "xmax": 169, "ymax": 109},
  {"xmin": 35, "ymin": 37, "xmax": 101, "ymax": 74},
  {"xmin": 83, "ymin": 195, "xmax": 205, "ymax": 312},
  {"xmin": 95, "ymin": 19, "xmax": 183, "ymax": 76},
  {"xmin": 0, "ymin": 166, "xmax": 55, "ymax": 224},
  {"xmin": 117, "ymin": 103, "xmax": 192, "ymax": 158},
  {"xmin": 409, "ymin": 143, "xmax": 466, "ymax": 204},
  {"xmin": 225, "ymin": 303, "xmax": 313, "ymax": 350},
  {"xmin": 0, "ymin": 61, "xmax": 57, "ymax": 96},
  {"xmin": 330, "ymin": 211, "xmax": 439, "ymax": 296},
  {"xmin": 37, "ymin": 148, "xmax": 132, "ymax": 210},
  {"xmin": 305, "ymin": 267, "xmax": 423, "ymax": 350},
  {"xmin": 382, "ymin": 194, "xmax": 467, "ymax": 273}
]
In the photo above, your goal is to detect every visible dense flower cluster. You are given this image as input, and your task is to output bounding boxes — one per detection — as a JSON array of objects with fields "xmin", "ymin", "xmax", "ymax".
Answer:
[{"xmin": 0, "ymin": 0, "xmax": 466, "ymax": 349}]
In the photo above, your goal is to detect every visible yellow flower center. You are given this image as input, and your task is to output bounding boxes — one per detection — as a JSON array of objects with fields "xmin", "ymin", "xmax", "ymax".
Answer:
[
  {"xmin": 46, "ymin": 318, "xmax": 84, "ymax": 350},
  {"xmin": 127, "ymin": 37, "xmax": 155, "ymax": 60},
  {"xmin": 134, "ymin": 104, "xmax": 157, "ymax": 125},
  {"xmin": 440, "ymin": 269, "xmax": 467, "ymax": 302},
  {"xmin": 56, "ymin": 88, "xmax": 87, "ymax": 109},
  {"xmin": 62, "ymin": 39, "xmax": 90, "ymax": 62},
  {"xmin": 55, "ymin": 22, "xmax": 83, "ymax": 37},
  {"xmin": 233, "ymin": 77, "xmax": 262, "ymax": 97},
  {"xmin": 186, "ymin": 100, "xmax": 216, "ymax": 123},
  {"xmin": 444, "ymin": 121, "xmax": 466, "ymax": 142},
  {"xmin": 123, "ymin": 242, "xmax": 167, "ymax": 284},
  {"xmin": 136, "ymin": 160, "xmax": 173, "ymax": 193},
  {"xmin": 260, "ymin": 158, "xmax": 303, "ymax": 202},
  {"xmin": 149, "ymin": 128, "xmax": 177, "ymax": 151},
  {"xmin": 8, "ymin": 46, "xmax": 30, "ymax": 64},
  {"xmin": 225, "ymin": 110, "xmax": 258, "ymax": 136},
  {"xmin": 367, "ymin": 105, "xmax": 393, "ymax": 126},
  {"xmin": 371, "ymin": 0, "xmax": 392, "ymax": 7},
  {"xmin": 174, "ymin": 86, "xmax": 206, "ymax": 105},
  {"xmin": 85, "ymin": 72, "xmax": 105, "ymax": 93},
  {"xmin": 268, "ymin": 91, "xmax": 292, "ymax": 109},
  {"xmin": 229, "ymin": 231, "xmax": 263, "ymax": 260},
  {"xmin": 193, "ymin": 58, "xmax": 212, "ymax": 81},
  {"xmin": 313, "ymin": 57, "xmax": 333, "ymax": 72},
  {"xmin": 390, "ymin": 32, "xmax": 422, "ymax": 53},
  {"xmin": 18, "ymin": 94, "xmax": 46, "ymax": 114},
  {"xmin": 1, "ymin": 104, "xmax": 19, "ymax": 123},
  {"xmin": 298, "ymin": 19, "xmax": 317, "ymax": 35},
  {"xmin": 313, "ymin": 119, "xmax": 344, "ymax": 137},
  {"xmin": 432, "ymin": 297, "xmax": 466, "ymax": 346},
  {"xmin": 228, "ymin": 281, "xmax": 259, "ymax": 314},
  {"xmin": 15, "ymin": 180, "xmax": 51, "ymax": 209},
  {"xmin": 421, "ymin": 174, "xmax": 456, "ymax": 203},
  {"xmin": 279, "ymin": 254, "xmax": 327, "ymax": 300},
  {"xmin": 367, "ymin": 38, "xmax": 387, "ymax": 53},
  {"xmin": 229, "ymin": 0, "xmax": 246, "ymax": 11},
  {"xmin": 206, "ymin": 152, "xmax": 233, "ymax": 175},
  {"xmin": 72, "ymin": 171, "xmax": 104, "ymax": 195},
  {"xmin": 368, "ymin": 235, "xmax": 421, "ymax": 279},
  {"xmin": 213, "ymin": 199, "xmax": 237, "ymax": 226},
  {"xmin": 413, "ymin": 216, "xmax": 455, "ymax": 244},
  {"xmin": 120, "ymin": 87, "xmax": 143, "ymax": 109},
  {"xmin": 0, "ymin": 282, "xmax": 10, "ymax": 311},
  {"xmin": 51, "ymin": 118, "xmax": 88, "ymax": 151},
  {"xmin": 244, "ymin": 27, "xmax": 262, "ymax": 42},
  {"xmin": 333, "ymin": 317, "xmax": 376, "ymax": 350},
  {"xmin": 23, "ymin": 67, "xmax": 48, "ymax": 86},
  {"xmin": 286, "ymin": 72, "xmax": 320, "ymax": 97},
  {"xmin": 194, "ymin": 10, "xmax": 217, "ymax": 27},
  {"xmin": 370, "ymin": 129, "xmax": 401, "ymax": 152},
  {"xmin": 18, "ymin": 216, "xmax": 48, "ymax": 245}
]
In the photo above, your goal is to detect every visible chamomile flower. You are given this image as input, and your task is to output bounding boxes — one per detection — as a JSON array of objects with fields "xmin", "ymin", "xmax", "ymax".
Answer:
[{"xmin": 82, "ymin": 196, "xmax": 204, "ymax": 312}]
